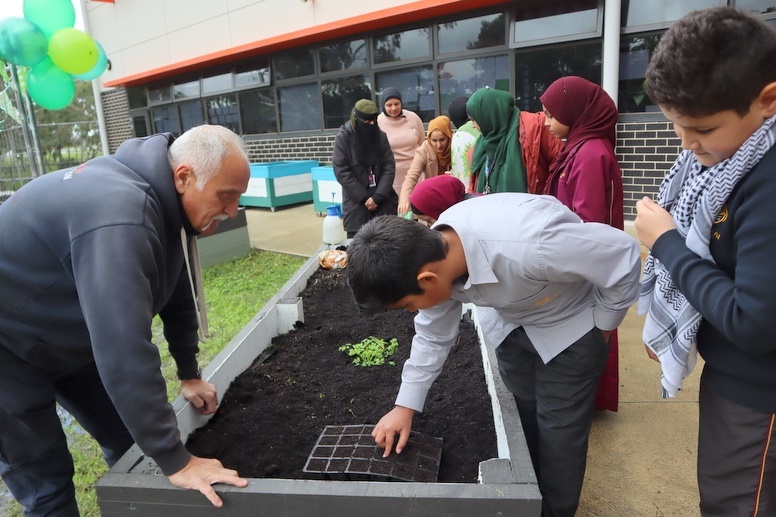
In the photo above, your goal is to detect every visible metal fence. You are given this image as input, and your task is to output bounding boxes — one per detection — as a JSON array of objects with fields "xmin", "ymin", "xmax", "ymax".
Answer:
[{"xmin": 0, "ymin": 120, "xmax": 101, "ymax": 202}]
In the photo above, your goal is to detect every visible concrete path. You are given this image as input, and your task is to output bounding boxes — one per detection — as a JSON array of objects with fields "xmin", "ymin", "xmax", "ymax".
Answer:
[{"xmin": 244, "ymin": 203, "xmax": 701, "ymax": 517}]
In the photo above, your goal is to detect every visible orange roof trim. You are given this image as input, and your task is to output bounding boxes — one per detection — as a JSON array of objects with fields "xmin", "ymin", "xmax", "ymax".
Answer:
[{"xmin": 104, "ymin": 0, "xmax": 510, "ymax": 87}]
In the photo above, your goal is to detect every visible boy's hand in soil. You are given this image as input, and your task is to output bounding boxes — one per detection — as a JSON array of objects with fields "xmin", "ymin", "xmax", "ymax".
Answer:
[
  {"xmin": 168, "ymin": 455, "xmax": 248, "ymax": 508},
  {"xmin": 373, "ymin": 405, "xmax": 415, "ymax": 457}
]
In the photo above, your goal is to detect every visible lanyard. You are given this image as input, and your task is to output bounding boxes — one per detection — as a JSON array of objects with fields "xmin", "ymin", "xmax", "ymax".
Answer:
[{"xmin": 483, "ymin": 156, "xmax": 493, "ymax": 194}]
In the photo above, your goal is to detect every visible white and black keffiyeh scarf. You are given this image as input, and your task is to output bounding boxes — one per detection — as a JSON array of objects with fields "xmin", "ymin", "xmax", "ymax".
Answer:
[{"xmin": 638, "ymin": 115, "xmax": 776, "ymax": 398}]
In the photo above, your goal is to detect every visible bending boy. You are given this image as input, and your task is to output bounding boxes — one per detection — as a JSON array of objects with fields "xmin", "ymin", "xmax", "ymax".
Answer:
[
  {"xmin": 347, "ymin": 194, "xmax": 641, "ymax": 516},
  {"xmin": 635, "ymin": 7, "xmax": 776, "ymax": 515}
]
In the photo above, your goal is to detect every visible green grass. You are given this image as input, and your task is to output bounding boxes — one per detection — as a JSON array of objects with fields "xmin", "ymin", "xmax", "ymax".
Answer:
[{"xmin": 2, "ymin": 249, "xmax": 306, "ymax": 517}]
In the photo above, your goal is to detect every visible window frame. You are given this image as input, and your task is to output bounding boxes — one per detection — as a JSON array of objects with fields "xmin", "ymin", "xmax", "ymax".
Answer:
[{"xmin": 509, "ymin": 0, "xmax": 604, "ymax": 49}]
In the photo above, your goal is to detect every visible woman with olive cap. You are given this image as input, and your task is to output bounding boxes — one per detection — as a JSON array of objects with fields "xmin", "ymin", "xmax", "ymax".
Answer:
[
  {"xmin": 376, "ymin": 87, "xmax": 425, "ymax": 196},
  {"xmin": 333, "ymin": 99, "xmax": 399, "ymax": 237}
]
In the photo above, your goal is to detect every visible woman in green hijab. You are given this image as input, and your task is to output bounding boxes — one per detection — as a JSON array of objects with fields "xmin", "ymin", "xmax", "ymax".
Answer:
[{"xmin": 466, "ymin": 87, "xmax": 527, "ymax": 194}]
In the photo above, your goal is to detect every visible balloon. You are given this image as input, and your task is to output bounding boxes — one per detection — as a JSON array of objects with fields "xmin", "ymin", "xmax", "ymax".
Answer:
[
  {"xmin": 48, "ymin": 28, "xmax": 99, "ymax": 75},
  {"xmin": 23, "ymin": 0, "xmax": 75, "ymax": 38},
  {"xmin": 27, "ymin": 57, "xmax": 76, "ymax": 110},
  {"xmin": 0, "ymin": 17, "xmax": 48, "ymax": 67},
  {"xmin": 72, "ymin": 41, "xmax": 108, "ymax": 81}
]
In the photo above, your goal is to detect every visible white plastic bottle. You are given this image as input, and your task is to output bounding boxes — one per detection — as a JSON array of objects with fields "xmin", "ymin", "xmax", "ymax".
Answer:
[{"xmin": 322, "ymin": 205, "xmax": 344, "ymax": 246}]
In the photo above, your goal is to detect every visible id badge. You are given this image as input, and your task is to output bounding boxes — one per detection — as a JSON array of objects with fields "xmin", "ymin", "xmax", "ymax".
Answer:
[{"xmin": 368, "ymin": 173, "xmax": 377, "ymax": 187}]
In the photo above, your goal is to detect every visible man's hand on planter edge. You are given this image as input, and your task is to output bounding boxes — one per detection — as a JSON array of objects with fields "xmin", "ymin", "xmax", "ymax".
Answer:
[{"xmin": 168, "ymin": 455, "xmax": 248, "ymax": 508}]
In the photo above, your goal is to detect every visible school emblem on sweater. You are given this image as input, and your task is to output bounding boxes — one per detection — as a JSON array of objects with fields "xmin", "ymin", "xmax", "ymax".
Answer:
[{"xmin": 714, "ymin": 205, "xmax": 728, "ymax": 225}]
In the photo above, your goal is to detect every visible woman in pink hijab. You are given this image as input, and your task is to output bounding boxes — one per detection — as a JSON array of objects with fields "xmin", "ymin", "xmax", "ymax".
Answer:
[{"xmin": 540, "ymin": 76, "xmax": 625, "ymax": 412}]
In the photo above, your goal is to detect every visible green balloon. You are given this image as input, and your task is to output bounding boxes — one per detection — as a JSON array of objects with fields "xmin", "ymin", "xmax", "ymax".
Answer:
[
  {"xmin": 73, "ymin": 41, "xmax": 108, "ymax": 81},
  {"xmin": 23, "ymin": 0, "xmax": 75, "ymax": 38},
  {"xmin": 0, "ymin": 17, "xmax": 48, "ymax": 67},
  {"xmin": 28, "ymin": 57, "xmax": 76, "ymax": 110},
  {"xmin": 48, "ymin": 28, "xmax": 99, "ymax": 75}
]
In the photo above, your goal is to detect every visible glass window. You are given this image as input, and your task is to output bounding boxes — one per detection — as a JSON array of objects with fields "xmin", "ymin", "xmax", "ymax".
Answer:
[
  {"xmin": 173, "ymin": 80, "xmax": 200, "ymax": 100},
  {"xmin": 375, "ymin": 66, "xmax": 435, "ymax": 121},
  {"xmin": 151, "ymin": 105, "xmax": 179, "ymax": 135},
  {"xmin": 179, "ymin": 100, "xmax": 205, "ymax": 132},
  {"xmin": 278, "ymin": 83, "xmax": 322, "ymax": 131},
  {"xmin": 235, "ymin": 62, "xmax": 271, "ymax": 88},
  {"xmin": 438, "ymin": 55, "xmax": 510, "ymax": 114},
  {"xmin": 127, "ymin": 87, "xmax": 147, "ymax": 109},
  {"xmin": 131, "ymin": 113, "xmax": 149, "ymax": 137},
  {"xmin": 618, "ymin": 33, "xmax": 663, "ymax": 113},
  {"xmin": 202, "ymin": 72, "xmax": 233, "ymax": 95},
  {"xmin": 622, "ymin": 0, "xmax": 720, "ymax": 29},
  {"xmin": 320, "ymin": 39, "xmax": 368, "ymax": 73},
  {"xmin": 148, "ymin": 85, "xmax": 171, "ymax": 105},
  {"xmin": 437, "ymin": 13, "xmax": 505, "ymax": 54},
  {"xmin": 512, "ymin": 0, "xmax": 600, "ymax": 46},
  {"xmin": 206, "ymin": 95, "xmax": 239, "ymax": 133},
  {"xmin": 373, "ymin": 27, "xmax": 430, "ymax": 65},
  {"xmin": 736, "ymin": 0, "xmax": 776, "ymax": 15},
  {"xmin": 239, "ymin": 89, "xmax": 277, "ymax": 134},
  {"xmin": 321, "ymin": 75, "xmax": 372, "ymax": 129},
  {"xmin": 273, "ymin": 49, "xmax": 315, "ymax": 80},
  {"xmin": 514, "ymin": 40, "xmax": 602, "ymax": 112}
]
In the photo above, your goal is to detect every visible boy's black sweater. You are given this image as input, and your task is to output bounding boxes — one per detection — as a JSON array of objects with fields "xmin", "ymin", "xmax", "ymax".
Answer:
[{"xmin": 652, "ymin": 146, "xmax": 776, "ymax": 413}]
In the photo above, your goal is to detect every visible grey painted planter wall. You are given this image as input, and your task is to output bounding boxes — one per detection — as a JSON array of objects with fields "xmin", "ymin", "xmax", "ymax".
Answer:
[
  {"xmin": 195, "ymin": 208, "xmax": 251, "ymax": 269},
  {"xmin": 96, "ymin": 252, "xmax": 541, "ymax": 516}
]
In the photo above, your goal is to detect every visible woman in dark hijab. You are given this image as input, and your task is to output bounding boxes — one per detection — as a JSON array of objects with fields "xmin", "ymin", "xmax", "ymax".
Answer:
[
  {"xmin": 376, "ymin": 87, "xmax": 425, "ymax": 195},
  {"xmin": 540, "ymin": 76, "xmax": 625, "ymax": 412},
  {"xmin": 332, "ymin": 99, "xmax": 399, "ymax": 237},
  {"xmin": 539, "ymin": 75, "xmax": 623, "ymax": 227}
]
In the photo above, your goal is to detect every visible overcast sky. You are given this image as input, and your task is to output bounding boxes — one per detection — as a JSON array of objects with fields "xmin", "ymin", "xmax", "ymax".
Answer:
[{"xmin": 0, "ymin": 0, "xmax": 84, "ymax": 30}]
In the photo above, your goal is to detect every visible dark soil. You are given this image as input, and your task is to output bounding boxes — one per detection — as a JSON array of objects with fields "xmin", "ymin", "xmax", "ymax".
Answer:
[{"xmin": 186, "ymin": 267, "xmax": 497, "ymax": 483}]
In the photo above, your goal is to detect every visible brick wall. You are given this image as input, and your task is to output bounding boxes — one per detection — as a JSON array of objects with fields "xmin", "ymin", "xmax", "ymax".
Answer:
[
  {"xmin": 101, "ymin": 88, "xmax": 133, "ymax": 154},
  {"xmin": 243, "ymin": 133, "xmax": 337, "ymax": 165},
  {"xmin": 617, "ymin": 119, "xmax": 681, "ymax": 219}
]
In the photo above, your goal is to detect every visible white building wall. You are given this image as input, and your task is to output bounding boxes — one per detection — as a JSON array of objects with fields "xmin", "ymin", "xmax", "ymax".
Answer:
[{"xmin": 83, "ymin": 0, "xmax": 412, "ymax": 89}]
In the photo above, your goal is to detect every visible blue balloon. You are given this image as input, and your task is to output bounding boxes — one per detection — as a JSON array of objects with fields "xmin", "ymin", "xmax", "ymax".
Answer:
[
  {"xmin": 0, "ymin": 17, "xmax": 48, "ymax": 67},
  {"xmin": 73, "ymin": 41, "xmax": 108, "ymax": 81}
]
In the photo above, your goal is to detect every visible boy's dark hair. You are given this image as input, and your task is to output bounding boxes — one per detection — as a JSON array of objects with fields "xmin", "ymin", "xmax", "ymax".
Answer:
[
  {"xmin": 646, "ymin": 7, "xmax": 776, "ymax": 117},
  {"xmin": 346, "ymin": 216, "xmax": 446, "ymax": 314}
]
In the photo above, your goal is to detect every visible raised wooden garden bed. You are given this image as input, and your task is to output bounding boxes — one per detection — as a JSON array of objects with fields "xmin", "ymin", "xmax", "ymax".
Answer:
[{"xmin": 96, "ymin": 251, "xmax": 541, "ymax": 515}]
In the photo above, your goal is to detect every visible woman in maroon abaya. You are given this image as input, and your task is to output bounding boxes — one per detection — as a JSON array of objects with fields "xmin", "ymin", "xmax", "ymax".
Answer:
[{"xmin": 540, "ymin": 76, "xmax": 625, "ymax": 412}]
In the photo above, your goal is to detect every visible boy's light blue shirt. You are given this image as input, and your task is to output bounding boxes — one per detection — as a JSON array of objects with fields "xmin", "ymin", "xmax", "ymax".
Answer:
[{"xmin": 396, "ymin": 193, "xmax": 641, "ymax": 412}]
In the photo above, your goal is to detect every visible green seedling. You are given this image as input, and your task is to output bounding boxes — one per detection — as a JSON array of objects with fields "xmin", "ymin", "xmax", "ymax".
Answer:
[{"xmin": 338, "ymin": 336, "xmax": 399, "ymax": 366}]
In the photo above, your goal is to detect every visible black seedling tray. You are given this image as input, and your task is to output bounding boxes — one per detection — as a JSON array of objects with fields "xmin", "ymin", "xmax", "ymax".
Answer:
[{"xmin": 303, "ymin": 424, "xmax": 442, "ymax": 483}]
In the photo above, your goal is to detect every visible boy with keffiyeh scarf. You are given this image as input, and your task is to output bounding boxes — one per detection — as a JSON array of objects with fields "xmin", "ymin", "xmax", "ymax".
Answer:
[{"xmin": 634, "ymin": 7, "xmax": 776, "ymax": 515}]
